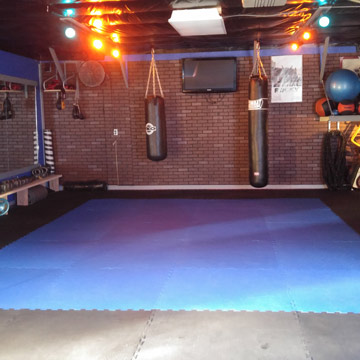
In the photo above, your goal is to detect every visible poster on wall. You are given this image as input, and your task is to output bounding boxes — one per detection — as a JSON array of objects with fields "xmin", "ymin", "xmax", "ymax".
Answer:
[
  {"xmin": 271, "ymin": 55, "xmax": 302, "ymax": 103},
  {"xmin": 340, "ymin": 56, "xmax": 360, "ymax": 76}
]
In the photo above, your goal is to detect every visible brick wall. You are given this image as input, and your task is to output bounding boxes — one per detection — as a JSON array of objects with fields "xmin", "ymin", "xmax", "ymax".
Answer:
[
  {"xmin": 0, "ymin": 87, "xmax": 36, "ymax": 173},
  {"xmin": 42, "ymin": 52, "xmax": 359, "ymax": 186}
]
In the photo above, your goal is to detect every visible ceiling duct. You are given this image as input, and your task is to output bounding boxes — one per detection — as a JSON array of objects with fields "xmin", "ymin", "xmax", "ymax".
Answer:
[{"xmin": 242, "ymin": 0, "xmax": 287, "ymax": 8}]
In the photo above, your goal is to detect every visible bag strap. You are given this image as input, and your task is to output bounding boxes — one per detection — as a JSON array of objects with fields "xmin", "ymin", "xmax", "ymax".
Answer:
[
  {"xmin": 145, "ymin": 49, "xmax": 164, "ymax": 98},
  {"xmin": 250, "ymin": 41, "xmax": 267, "ymax": 79},
  {"xmin": 75, "ymin": 74, "xmax": 80, "ymax": 104}
]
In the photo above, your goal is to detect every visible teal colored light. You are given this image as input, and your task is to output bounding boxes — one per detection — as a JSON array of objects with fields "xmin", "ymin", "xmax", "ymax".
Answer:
[
  {"xmin": 319, "ymin": 15, "xmax": 330, "ymax": 28},
  {"xmin": 63, "ymin": 0, "xmax": 74, "ymax": 3},
  {"xmin": 65, "ymin": 27, "xmax": 76, "ymax": 39},
  {"xmin": 64, "ymin": 8, "xmax": 75, "ymax": 17}
]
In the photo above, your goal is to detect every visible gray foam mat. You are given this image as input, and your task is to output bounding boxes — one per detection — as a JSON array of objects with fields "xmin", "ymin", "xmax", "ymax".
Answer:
[{"xmin": 1, "ymin": 309, "xmax": 359, "ymax": 360}]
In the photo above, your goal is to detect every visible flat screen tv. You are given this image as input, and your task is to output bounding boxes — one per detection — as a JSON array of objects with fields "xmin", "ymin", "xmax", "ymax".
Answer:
[{"xmin": 182, "ymin": 57, "xmax": 237, "ymax": 93}]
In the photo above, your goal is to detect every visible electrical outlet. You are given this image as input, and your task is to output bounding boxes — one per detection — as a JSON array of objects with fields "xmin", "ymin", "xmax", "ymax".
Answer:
[{"xmin": 113, "ymin": 129, "xmax": 118, "ymax": 136}]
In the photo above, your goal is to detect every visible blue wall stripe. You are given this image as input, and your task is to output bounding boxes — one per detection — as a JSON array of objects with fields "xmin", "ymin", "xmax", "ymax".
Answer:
[
  {"xmin": 124, "ymin": 45, "xmax": 357, "ymax": 62},
  {"xmin": 0, "ymin": 50, "xmax": 38, "ymax": 82}
]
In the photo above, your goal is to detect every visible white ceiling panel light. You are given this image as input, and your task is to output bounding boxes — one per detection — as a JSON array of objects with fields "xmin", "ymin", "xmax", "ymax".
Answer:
[{"xmin": 168, "ymin": 7, "xmax": 227, "ymax": 36}]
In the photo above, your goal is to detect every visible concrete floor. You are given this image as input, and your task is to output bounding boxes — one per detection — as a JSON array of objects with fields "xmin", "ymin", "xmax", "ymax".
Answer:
[{"xmin": 0, "ymin": 309, "xmax": 359, "ymax": 360}]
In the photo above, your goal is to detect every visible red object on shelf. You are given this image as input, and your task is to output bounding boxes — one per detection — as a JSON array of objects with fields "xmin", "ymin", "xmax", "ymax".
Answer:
[
  {"xmin": 10, "ymin": 83, "xmax": 23, "ymax": 91},
  {"xmin": 46, "ymin": 79, "xmax": 61, "ymax": 90}
]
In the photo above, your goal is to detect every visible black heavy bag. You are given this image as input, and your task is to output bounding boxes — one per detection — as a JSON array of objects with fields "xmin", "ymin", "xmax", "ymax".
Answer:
[
  {"xmin": 248, "ymin": 75, "xmax": 268, "ymax": 188},
  {"xmin": 144, "ymin": 49, "xmax": 167, "ymax": 161},
  {"xmin": 145, "ymin": 95, "xmax": 167, "ymax": 161}
]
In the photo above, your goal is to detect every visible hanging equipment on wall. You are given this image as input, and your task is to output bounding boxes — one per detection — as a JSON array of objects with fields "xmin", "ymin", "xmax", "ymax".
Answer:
[
  {"xmin": 33, "ymin": 130, "xmax": 39, "ymax": 164},
  {"xmin": 144, "ymin": 48, "xmax": 167, "ymax": 161},
  {"xmin": 44, "ymin": 129, "xmax": 56, "ymax": 174},
  {"xmin": 322, "ymin": 130, "xmax": 347, "ymax": 191},
  {"xmin": 248, "ymin": 41, "xmax": 268, "ymax": 188},
  {"xmin": 72, "ymin": 75, "xmax": 85, "ymax": 120},
  {"xmin": 56, "ymin": 88, "xmax": 66, "ymax": 110},
  {"xmin": 0, "ymin": 93, "xmax": 13, "ymax": 120},
  {"xmin": 351, "ymin": 126, "xmax": 360, "ymax": 148}
]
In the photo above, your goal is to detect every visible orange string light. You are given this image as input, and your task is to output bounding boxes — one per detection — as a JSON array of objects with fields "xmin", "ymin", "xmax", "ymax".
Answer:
[
  {"xmin": 302, "ymin": 31, "xmax": 311, "ymax": 40},
  {"xmin": 112, "ymin": 49, "xmax": 120, "ymax": 58},
  {"xmin": 290, "ymin": 42, "xmax": 299, "ymax": 51},
  {"xmin": 93, "ymin": 39, "xmax": 103, "ymax": 50}
]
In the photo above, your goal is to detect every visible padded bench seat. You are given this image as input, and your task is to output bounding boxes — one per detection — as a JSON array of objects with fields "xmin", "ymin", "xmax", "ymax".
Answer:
[{"xmin": 0, "ymin": 174, "xmax": 62, "ymax": 206}]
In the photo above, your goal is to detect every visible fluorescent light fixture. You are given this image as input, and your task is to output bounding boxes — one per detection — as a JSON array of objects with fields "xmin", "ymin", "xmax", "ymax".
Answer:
[
  {"xmin": 168, "ymin": 8, "xmax": 226, "ymax": 36},
  {"xmin": 242, "ymin": 0, "xmax": 286, "ymax": 7}
]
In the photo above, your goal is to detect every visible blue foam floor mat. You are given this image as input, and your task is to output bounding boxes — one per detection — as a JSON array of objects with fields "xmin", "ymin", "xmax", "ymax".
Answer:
[{"xmin": 0, "ymin": 198, "xmax": 359, "ymax": 312}]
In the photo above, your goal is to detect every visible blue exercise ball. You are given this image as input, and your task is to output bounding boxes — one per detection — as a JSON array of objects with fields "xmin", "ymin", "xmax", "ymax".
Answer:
[
  {"xmin": 0, "ymin": 198, "xmax": 9, "ymax": 216},
  {"xmin": 325, "ymin": 69, "xmax": 360, "ymax": 102}
]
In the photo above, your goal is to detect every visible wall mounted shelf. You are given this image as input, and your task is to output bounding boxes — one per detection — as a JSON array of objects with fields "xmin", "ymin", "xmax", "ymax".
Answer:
[
  {"xmin": 0, "ymin": 75, "xmax": 36, "ymax": 100},
  {"xmin": 0, "ymin": 90, "xmax": 23, "ymax": 93},
  {"xmin": 319, "ymin": 115, "xmax": 360, "ymax": 122},
  {"xmin": 43, "ymin": 89, "xmax": 75, "ymax": 93},
  {"xmin": 43, "ymin": 69, "xmax": 76, "ymax": 94},
  {"xmin": 0, "ymin": 88, "xmax": 28, "ymax": 98}
]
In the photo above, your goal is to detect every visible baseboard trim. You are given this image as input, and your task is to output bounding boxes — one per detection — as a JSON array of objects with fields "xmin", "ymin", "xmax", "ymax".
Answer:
[{"xmin": 107, "ymin": 184, "xmax": 327, "ymax": 191}]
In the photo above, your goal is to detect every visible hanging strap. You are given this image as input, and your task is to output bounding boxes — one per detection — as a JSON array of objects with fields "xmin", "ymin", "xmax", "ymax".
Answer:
[
  {"xmin": 250, "ymin": 41, "xmax": 267, "ymax": 79},
  {"xmin": 74, "ymin": 74, "xmax": 80, "ymax": 104},
  {"xmin": 145, "ymin": 49, "xmax": 164, "ymax": 99}
]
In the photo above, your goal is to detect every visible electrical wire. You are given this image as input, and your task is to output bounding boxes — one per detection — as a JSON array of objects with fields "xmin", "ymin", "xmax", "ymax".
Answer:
[{"xmin": 205, "ymin": 93, "xmax": 226, "ymax": 104}]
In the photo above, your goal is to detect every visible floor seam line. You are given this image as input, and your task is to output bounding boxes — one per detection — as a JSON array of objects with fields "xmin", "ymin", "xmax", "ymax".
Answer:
[
  {"xmin": 269, "ymin": 231, "xmax": 314, "ymax": 360},
  {"xmin": 128, "ymin": 309, "xmax": 157, "ymax": 360}
]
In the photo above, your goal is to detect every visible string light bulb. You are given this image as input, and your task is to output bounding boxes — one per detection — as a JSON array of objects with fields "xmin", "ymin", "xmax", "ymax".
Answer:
[
  {"xmin": 112, "ymin": 49, "xmax": 120, "ymax": 58},
  {"xmin": 65, "ymin": 27, "xmax": 76, "ymax": 39},
  {"xmin": 290, "ymin": 42, "xmax": 299, "ymax": 51},
  {"xmin": 111, "ymin": 33, "xmax": 120, "ymax": 43},
  {"xmin": 93, "ymin": 39, "xmax": 103, "ymax": 50},
  {"xmin": 64, "ymin": 8, "xmax": 75, "ymax": 17},
  {"xmin": 93, "ymin": 18, "xmax": 103, "ymax": 29},
  {"xmin": 302, "ymin": 31, "xmax": 311, "ymax": 41},
  {"xmin": 318, "ymin": 15, "xmax": 330, "ymax": 28}
]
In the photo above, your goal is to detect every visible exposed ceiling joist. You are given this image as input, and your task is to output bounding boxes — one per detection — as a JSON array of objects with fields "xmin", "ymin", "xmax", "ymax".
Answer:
[{"xmin": 0, "ymin": 0, "xmax": 359, "ymax": 60}]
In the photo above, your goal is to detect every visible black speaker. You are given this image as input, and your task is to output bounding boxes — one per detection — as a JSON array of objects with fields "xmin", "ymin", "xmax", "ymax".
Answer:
[{"xmin": 350, "ymin": 164, "xmax": 360, "ymax": 189}]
